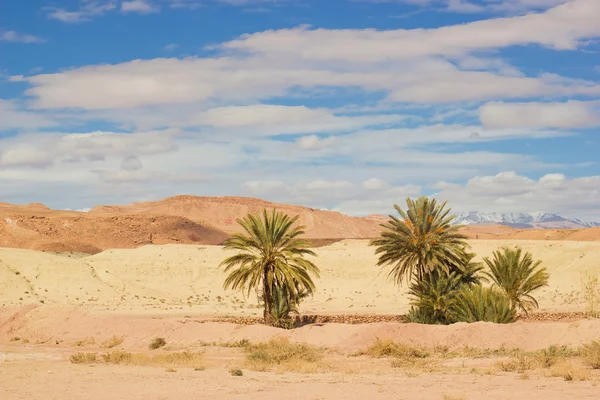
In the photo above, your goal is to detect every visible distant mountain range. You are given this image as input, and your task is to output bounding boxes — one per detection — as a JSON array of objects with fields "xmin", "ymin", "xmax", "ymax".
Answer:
[{"xmin": 453, "ymin": 212, "xmax": 600, "ymax": 229}]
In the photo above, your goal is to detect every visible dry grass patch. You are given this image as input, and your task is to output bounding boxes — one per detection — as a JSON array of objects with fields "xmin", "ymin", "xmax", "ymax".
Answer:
[
  {"xmin": 362, "ymin": 339, "xmax": 429, "ymax": 359},
  {"xmin": 496, "ymin": 355, "xmax": 536, "ymax": 373},
  {"xmin": 75, "ymin": 337, "xmax": 96, "ymax": 347},
  {"xmin": 582, "ymin": 341, "xmax": 600, "ymax": 369},
  {"xmin": 70, "ymin": 350, "xmax": 205, "ymax": 370},
  {"xmin": 550, "ymin": 361, "xmax": 591, "ymax": 382},
  {"xmin": 70, "ymin": 352, "xmax": 98, "ymax": 364},
  {"xmin": 442, "ymin": 394, "xmax": 466, "ymax": 400},
  {"xmin": 244, "ymin": 338, "xmax": 324, "ymax": 373},
  {"xmin": 101, "ymin": 335, "xmax": 124, "ymax": 349}
]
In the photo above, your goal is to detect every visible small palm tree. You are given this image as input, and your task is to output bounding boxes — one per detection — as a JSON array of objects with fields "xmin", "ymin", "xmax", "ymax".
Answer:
[
  {"xmin": 220, "ymin": 209, "xmax": 320, "ymax": 325},
  {"xmin": 370, "ymin": 196, "xmax": 469, "ymax": 286},
  {"xmin": 483, "ymin": 247, "xmax": 549, "ymax": 314},
  {"xmin": 407, "ymin": 270, "xmax": 463, "ymax": 324},
  {"xmin": 453, "ymin": 285, "xmax": 516, "ymax": 324}
]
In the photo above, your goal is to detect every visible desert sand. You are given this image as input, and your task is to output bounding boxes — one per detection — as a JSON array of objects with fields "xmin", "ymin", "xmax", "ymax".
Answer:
[
  {"xmin": 2, "ymin": 202, "xmax": 600, "ymax": 399},
  {"xmin": 0, "ymin": 239, "xmax": 598, "ymax": 316}
]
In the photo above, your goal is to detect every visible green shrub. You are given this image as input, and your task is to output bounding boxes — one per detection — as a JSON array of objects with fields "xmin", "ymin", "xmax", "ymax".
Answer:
[
  {"xmin": 149, "ymin": 337, "xmax": 167, "ymax": 350},
  {"xmin": 453, "ymin": 285, "xmax": 516, "ymax": 324}
]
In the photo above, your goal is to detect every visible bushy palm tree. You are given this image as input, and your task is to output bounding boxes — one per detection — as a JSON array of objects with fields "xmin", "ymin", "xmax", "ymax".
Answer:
[
  {"xmin": 220, "ymin": 209, "xmax": 320, "ymax": 325},
  {"xmin": 453, "ymin": 285, "xmax": 516, "ymax": 324},
  {"xmin": 407, "ymin": 271, "xmax": 463, "ymax": 324},
  {"xmin": 370, "ymin": 196, "xmax": 469, "ymax": 286},
  {"xmin": 483, "ymin": 247, "xmax": 549, "ymax": 314}
]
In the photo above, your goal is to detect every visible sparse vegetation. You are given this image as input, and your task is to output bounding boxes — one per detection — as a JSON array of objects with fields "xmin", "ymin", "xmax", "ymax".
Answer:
[
  {"xmin": 229, "ymin": 368, "xmax": 243, "ymax": 376},
  {"xmin": 71, "ymin": 350, "xmax": 205, "ymax": 369},
  {"xmin": 70, "ymin": 352, "xmax": 98, "ymax": 364},
  {"xmin": 101, "ymin": 335, "xmax": 124, "ymax": 349},
  {"xmin": 243, "ymin": 338, "xmax": 323, "ymax": 372},
  {"xmin": 581, "ymin": 341, "xmax": 600, "ymax": 369},
  {"xmin": 75, "ymin": 337, "xmax": 96, "ymax": 347},
  {"xmin": 581, "ymin": 272, "xmax": 600, "ymax": 318},
  {"xmin": 149, "ymin": 337, "xmax": 166, "ymax": 350},
  {"xmin": 362, "ymin": 339, "xmax": 429, "ymax": 359},
  {"xmin": 549, "ymin": 361, "xmax": 590, "ymax": 382}
]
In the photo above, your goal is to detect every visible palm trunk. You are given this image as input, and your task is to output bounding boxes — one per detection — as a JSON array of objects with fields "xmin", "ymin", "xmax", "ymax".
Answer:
[{"xmin": 263, "ymin": 265, "xmax": 272, "ymax": 325}]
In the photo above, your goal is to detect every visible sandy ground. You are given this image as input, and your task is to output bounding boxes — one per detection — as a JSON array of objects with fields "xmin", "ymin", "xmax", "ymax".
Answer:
[
  {"xmin": 2, "ymin": 239, "xmax": 600, "ymax": 399},
  {"xmin": 2, "ymin": 355, "xmax": 599, "ymax": 400},
  {"xmin": 1, "ymin": 240, "xmax": 599, "ymax": 316}
]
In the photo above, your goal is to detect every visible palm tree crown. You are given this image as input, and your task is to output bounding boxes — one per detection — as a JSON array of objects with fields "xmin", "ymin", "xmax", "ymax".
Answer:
[
  {"xmin": 483, "ymin": 246, "xmax": 549, "ymax": 314},
  {"xmin": 220, "ymin": 209, "xmax": 320, "ymax": 325},
  {"xmin": 370, "ymin": 196, "xmax": 469, "ymax": 286}
]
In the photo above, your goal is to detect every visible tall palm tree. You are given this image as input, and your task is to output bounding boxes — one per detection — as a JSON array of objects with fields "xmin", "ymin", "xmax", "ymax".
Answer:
[
  {"xmin": 483, "ymin": 247, "xmax": 549, "ymax": 314},
  {"xmin": 370, "ymin": 196, "xmax": 469, "ymax": 286},
  {"xmin": 220, "ymin": 209, "xmax": 320, "ymax": 325}
]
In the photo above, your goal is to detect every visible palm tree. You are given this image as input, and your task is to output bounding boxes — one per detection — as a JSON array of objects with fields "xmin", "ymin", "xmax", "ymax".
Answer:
[
  {"xmin": 407, "ymin": 270, "xmax": 463, "ymax": 324},
  {"xmin": 483, "ymin": 247, "xmax": 549, "ymax": 314},
  {"xmin": 220, "ymin": 209, "xmax": 320, "ymax": 325},
  {"xmin": 370, "ymin": 196, "xmax": 469, "ymax": 286}
]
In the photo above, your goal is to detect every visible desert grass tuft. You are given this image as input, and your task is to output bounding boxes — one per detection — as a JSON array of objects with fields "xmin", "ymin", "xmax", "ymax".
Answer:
[
  {"xmin": 244, "ymin": 338, "xmax": 323, "ymax": 373},
  {"xmin": 229, "ymin": 368, "xmax": 243, "ymax": 376},
  {"xmin": 550, "ymin": 361, "xmax": 590, "ymax": 382},
  {"xmin": 496, "ymin": 355, "xmax": 536, "ymax": 373},
  {"xmin": 75, "ymin": 337, "xmax": 96, "ymax": 347},
  {"xmin": 149, "ymin": 337, "xmax": 166, "ymax": 350},
  {"xmin": 101, "ymin": 335, "xmax": 124, "ymax": 349},
  {"xmin": 581, "ymin": 341, "xmax": 600, "ymax": 369},
  {"xmin": 70, "ymin": 350, "xmax": 204, "ymax": 369},
  {"xmin": 70, "ymin": 352, "xmax": 98, "ymax": 364},
  {"xmin": 362, "ymin": 339, "xmax": 429, "ymax": 359}
]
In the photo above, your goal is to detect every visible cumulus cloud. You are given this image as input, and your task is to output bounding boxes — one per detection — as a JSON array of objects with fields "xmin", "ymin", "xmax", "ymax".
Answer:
[
  {"xmin": 0, "ymin": 100, "xmax": 57, "ymax": 130},
  {"xmin": 480, "ymin": 100, "xmax": 600, "ymax": 129},
  {"xmin": 21, "ymin": 0, "xmax": 600, "ymax": 110},
  {"xmin": 296, "ymin": 135, "xmax": 337, "ymax": 150},
  {"xmin": 433, "ymin": 171, "xmax": 600, "ymax": 219},
  {"xmin": 121, "ymin": 0, "xmax": 160, "ymax": 14}
]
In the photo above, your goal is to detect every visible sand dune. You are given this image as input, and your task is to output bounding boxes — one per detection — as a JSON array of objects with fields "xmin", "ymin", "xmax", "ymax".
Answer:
[{"xmin": 1, "ymin": 240, "xmax": 599, "ymax": 317}]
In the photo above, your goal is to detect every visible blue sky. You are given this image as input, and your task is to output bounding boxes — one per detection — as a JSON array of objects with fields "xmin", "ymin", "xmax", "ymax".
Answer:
[{"xmin": 0, "ymin": 0, "xmax": 599, "ymax": 219}]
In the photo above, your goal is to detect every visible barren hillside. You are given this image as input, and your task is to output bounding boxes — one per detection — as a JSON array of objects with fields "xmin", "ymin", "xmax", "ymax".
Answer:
[{"xmin": 1, "ymin": 196, "xmax": 600, "ymax": 254}]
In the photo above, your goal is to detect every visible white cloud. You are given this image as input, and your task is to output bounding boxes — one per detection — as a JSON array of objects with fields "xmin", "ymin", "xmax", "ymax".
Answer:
[
  {"xmin": 480, "ymin": 100, "xmax": 600, "ymax": 129},
  {"xmin": 362, "ymin": 178, "xmax": 391, "ymax": 191},
  {"xmin": 0, "ymin": 30, "xmax": 44, "ymax": 43},
  {"xmin": 296, "ymin": 135, "xmax": 337, "ymax": 150},
  {"xmin": 0, "ymin": 100, "xmax": 57, "ymax": 130},
  {"xmin": 121, "ymin": 0, "xmax": 160, "ymax": 14},
  {"xmin": 434, "ymin": 171, "xmax": 600, "ymax": 219},
  {"xmin": 45, "ymin": 1, "xmax": 117, "ymax": 23},
  {"xmin": 22, "ymin": 0, "xmax": 600, "ymax": 110},
  {"xmin": 121, "ymin": 155, "xmax": 143, "ymax": 171}
]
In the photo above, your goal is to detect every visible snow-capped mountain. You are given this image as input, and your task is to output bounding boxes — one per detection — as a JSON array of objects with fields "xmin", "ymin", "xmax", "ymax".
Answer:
[{"xmin": 453, "ymin": 212, "xmax": 600, "ymax": 229}]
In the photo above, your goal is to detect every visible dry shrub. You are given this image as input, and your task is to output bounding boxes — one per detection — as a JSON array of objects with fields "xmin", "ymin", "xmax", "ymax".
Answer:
[
  {"xmin": 149, "ymin": 337, "xmax": 166, "ymax": 350},
  {"xmin": 550, "ymin": 361, "xmax": 590, "ymax": 382},
  {"xmin": 101, "ymin": 335, "xmax": 124, "ymax": 349},
  {"xmin": 70, "ymin": 352, "xmax": 98, "ymax": 364},
  {"xmin": 244, "ymin": 338, "xmax": 323, "ymax": 373},
  {"xmin": 496, "ymin": 355, "xmax": 536, "ymax": 373},
  {"xmin": 363, "ymin": 339, "xmax": 429, "ymax": 359},
  {"xmin": 75, "ymin": 337, "xmax": 96, "ymax": 347},
  {"xmin": 535, "ymin": 345, "xmax": 574, "ymax": 368},
  {"xmin": 229, "ymin": 368, "xmax": 243, "ymax": 376},
  {"xmin": 581, "ymin": 341, "xmax": 600, "ymax": 369},
  {"xmin": 71, "ymin": 350, "xmax": 205, "ymax": 369},
  {"xmin": 442, "ymin": 394, "xmax": 466, "ymax": 400}
]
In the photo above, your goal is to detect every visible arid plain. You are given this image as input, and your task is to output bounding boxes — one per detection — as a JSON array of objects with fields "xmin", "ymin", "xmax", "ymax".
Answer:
[{"xmin": 2, "ymin": 197, "xmax": 600, "ymax": 399}]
